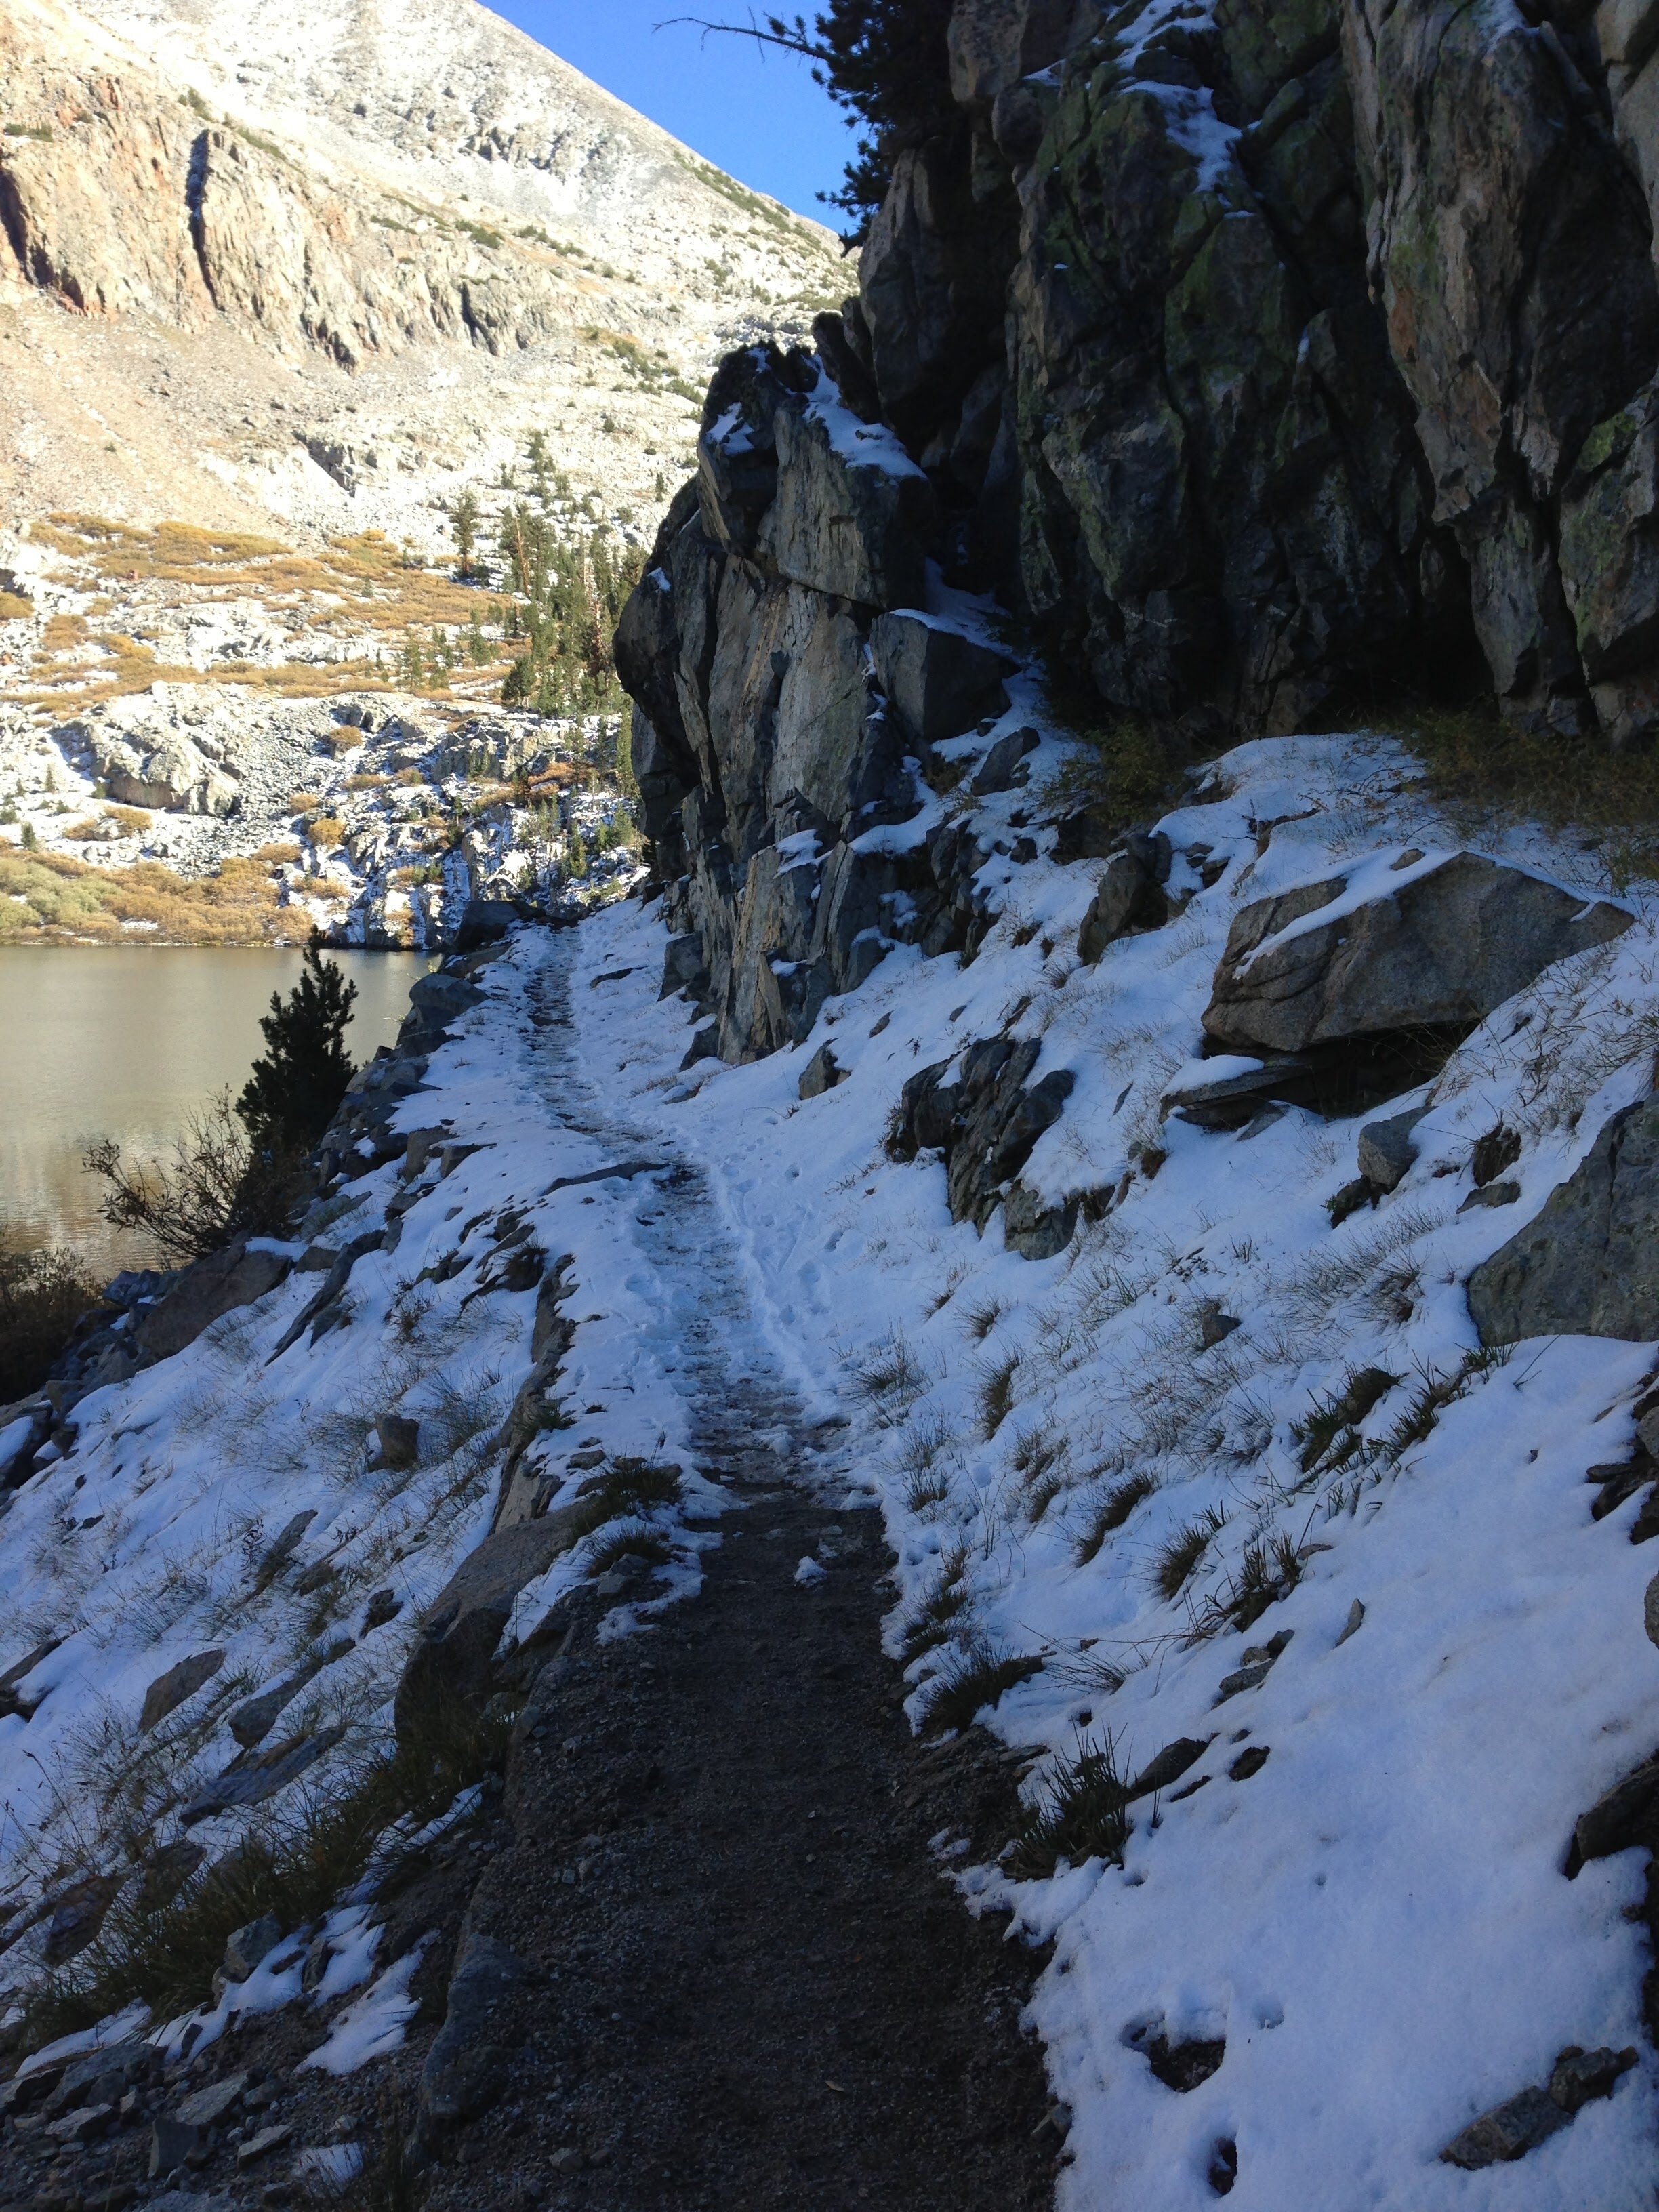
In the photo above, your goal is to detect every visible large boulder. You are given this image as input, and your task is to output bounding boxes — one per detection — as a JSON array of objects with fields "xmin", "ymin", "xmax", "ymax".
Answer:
[
  {"xmin": 1202, "ymin": 854, "xmax": 1633, "ymax": 1059},
  {"xmin": 893, "ymin": 1036, "xmax": 1075, "ymax": 1236},
  {"xmin": 766, "ymin": 391, "xmax": 937, "ymax": 611},
  {"xmin": 868, "ymin": 611, "xmax": 1015, "ymax": 746},
  {"xmin": 393, "ymin": 1511, "xmax": 583, "ymax": 1736},
  {"xmin": 1468, "ymin": 1096, "xmax": 1659, "ymax": 1343},
  {"xmin": 134, "ymin": 1242, "xmax": 292, "ymax": 1364},
  {"xmin": 92, "ymin": 731, "xmax": 239, "ymax": 817}
]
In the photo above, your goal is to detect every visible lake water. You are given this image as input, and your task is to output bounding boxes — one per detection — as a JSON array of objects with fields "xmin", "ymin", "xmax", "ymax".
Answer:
[{"xmin": 0, "ymin": 947, "xmax": 434, "ymax": 1279}]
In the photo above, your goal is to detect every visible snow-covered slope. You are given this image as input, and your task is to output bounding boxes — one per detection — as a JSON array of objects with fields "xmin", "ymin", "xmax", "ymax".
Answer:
[{"xmin": 6, "ymin": 722, "xmax": 1659, "ymax": 2203}]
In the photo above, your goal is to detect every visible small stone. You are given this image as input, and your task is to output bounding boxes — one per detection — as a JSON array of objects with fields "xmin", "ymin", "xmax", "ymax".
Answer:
[
  {"xmin": 45, "ymin": 2101, "xmax": 113, "ymax": 2144},
  {"xmin": 1646, "ymin": 1574, "xmax": 1659, "ymax": 1650},
  {"xmin": 361, "ymin": 1589, "xmax": 401, "ymax": 1633},
  {"xmin": 236, "ymin": 2123, "xmax": 293, "ymax": 2165},
  {"xmin": 1458, "ymin": 1178, "xmax": 1521, "ymax": 1212},
  {"xmin": 1356, "ymin": 1107, "xmax": 1425, "ymax": 1193},
  {"xmin": 549, "ymin": 2146, "xmax": 583, "ymax": 2173},
  {"xmin": 175, "ymin": 2072, "xmax": 249, "ymax": 2130},
  {"xmin": 1229, "ymin": 1746, "xmax": 1270, "ymax": 1780},
  {"xmin": 138, "ymin": 1650, "xmax": 226, "ymax": 1734},
  {"xmin": 1441, "ymin": 2085, "xmax": 1568, "ymax": 2167},
  {"xmin": 798, "ymin": 1042, "xmax": 845, "ymax": 1101},
  {"xmin": 224, "ymin": 1915, "xmax": 283, "ymax": 1982},
  {"xmin": 594, "ymin": 1571, "xmax": 629, "ymax": 1597},
  {"xmin": 375, "ymin": 1413, "xmax": 420, "ymax": 1470},
  {"xmin": 149, "ymin": 2113, "xmax": 201, "ymax": 2177},
  {"xmin": 1334, "ymin": 1599, "xmax": 1366, "ymax": 1647},
  {"xmin": 1547, "ymin": 2044, "xmax": 1637, "ymax": 2113},
  {"xmin": 1197, "ymin": 1304, "xmax": 1240, "ymax": 1349},
  {"xmin": 1574, "ymin": 1753, "xmax": 1659, "ymax": 1862}
]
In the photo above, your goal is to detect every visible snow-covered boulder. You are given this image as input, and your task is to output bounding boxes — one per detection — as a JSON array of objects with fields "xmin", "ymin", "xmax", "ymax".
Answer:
[{"xmin": 1202, "ymin": 850, "xmax": 1633, "ymax": 1058}]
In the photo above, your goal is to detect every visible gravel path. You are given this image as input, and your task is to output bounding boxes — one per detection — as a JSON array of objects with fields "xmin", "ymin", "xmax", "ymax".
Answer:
[{"xmin": 419, "ymin": 944, "xmax": 1056, "ymax": 2210}]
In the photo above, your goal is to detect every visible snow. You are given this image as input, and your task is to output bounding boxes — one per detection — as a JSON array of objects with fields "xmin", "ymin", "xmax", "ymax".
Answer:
[
  {"xmin": 805, "ymin": 367, "xmax": 927, "ymax": 481},
  {"xmin": 293, "ymin": 2140, "xmax": 364, "ymax": 2190},
  {"xmin": 300, "ymin": 1940, "xmax": 428, "ymax": 2076},
  {"xmin": 6, "ymin": 721, "xmax": 1659, "ymax": 2199}
]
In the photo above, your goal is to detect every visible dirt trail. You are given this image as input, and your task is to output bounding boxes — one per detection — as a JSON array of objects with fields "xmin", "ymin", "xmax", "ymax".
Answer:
[{"xmin": 419, "ymin": 946, "xmax": 1056, "ymax": 2211}]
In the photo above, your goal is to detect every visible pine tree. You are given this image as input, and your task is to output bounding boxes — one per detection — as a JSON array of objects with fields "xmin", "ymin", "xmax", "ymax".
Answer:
[
  {"xmin": 449, "ymin": 489, "xmax": 481, "ymax": 580},
  {"xmin": 684, "ymin": 2, "xmax": 954, "ymax": 236},
  {"xmin": 237, "ymin": 937, "xmax": 359, "ymax": 1153}
]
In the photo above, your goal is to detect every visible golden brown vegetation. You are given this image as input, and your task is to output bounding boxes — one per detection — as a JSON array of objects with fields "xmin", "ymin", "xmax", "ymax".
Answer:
[{"xmin": 0, "ymin": 847, "xmax": 311, "ymax": 944}]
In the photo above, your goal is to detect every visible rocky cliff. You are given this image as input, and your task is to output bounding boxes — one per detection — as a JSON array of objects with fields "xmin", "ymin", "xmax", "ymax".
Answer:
[{"xmin": 616, "ymin": 0, "xmax": 1659, "ymax": 1068}]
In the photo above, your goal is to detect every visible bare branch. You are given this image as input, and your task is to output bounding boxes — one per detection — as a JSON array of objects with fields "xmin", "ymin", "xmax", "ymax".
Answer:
[{"xmin": 655, "ymin": 14, "xmax": 832, "ymax": 64}]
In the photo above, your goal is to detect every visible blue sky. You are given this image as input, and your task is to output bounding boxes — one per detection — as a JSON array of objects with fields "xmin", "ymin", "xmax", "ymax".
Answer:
[{"xmin": 492, "ymin": 1, "xmax": 857, "ymax": 224}]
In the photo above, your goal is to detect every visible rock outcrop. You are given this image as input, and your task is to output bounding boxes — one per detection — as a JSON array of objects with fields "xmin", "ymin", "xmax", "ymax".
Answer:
[
  {"xmin": 1467, "ymin": 1095, "xmax": 1659, "ymax": 1343},
  {"xmin": 617, "ymin": 0, "xmax": 1659, "ymax": 1086},
  {"xmin": 1202, "ymin": 854, "xmax": 1633, "ymax": 1059}
]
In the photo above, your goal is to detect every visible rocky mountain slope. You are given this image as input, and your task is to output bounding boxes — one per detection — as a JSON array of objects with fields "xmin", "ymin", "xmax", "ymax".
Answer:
[
  {"xmin": 0, "ymin": 0, "xmax": 842, "ymax": 546},
  {"xmin": 0, "ymin": 0, "xmax": 842, "ymax": 945}
]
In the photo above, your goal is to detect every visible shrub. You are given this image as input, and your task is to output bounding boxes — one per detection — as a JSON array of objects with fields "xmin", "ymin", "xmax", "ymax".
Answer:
[
  {"xmin": 237, "ymin": 937, "xmax": 358, "ymax": 1153},
  {"xmin": 1008, "ymin": 1734, "xmax": 1130, "ymax": 1878},
  {"xmin": 0, "ymin": 1246, "xmax": 100, "ymax": 1401},
  {"xmin": 86, "ymin": 1093, "xmax": 310, "ymax": 1263},
  {"xmin": 1073, "ymin": 1472, "xmax": 1156, "ymax": 1565},
  {"xmin": 20, "ymin": 1689, "xmax": 509, "ymax": 2040},
  {"xmin": 918, "ymin": 1637, "xmax": 1043, "ymax": 1735},
  {"xmin": 1152, "ymin": 1507, "xmax": 1227, "ymax": 1602}
]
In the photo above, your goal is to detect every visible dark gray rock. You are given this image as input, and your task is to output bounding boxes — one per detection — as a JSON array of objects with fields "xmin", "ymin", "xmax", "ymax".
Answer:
[
  {"xmin": 1128, "ymin": 1738, "xmax": 1210, "ymax": 1801},
  {"xmin": 1458, "ymin": 1179, "xmax": 1520, "ymax": 1213},
  {"xmin": 222, "ymin": 1916, "xmax": 283, "ymax": 1982},
  {"xmin": 868, "ymin": 612, "xmax": 1015, "ymax": 745},
  {"xmin": 1203, "ymin": 855, "xmax": 1632, "ymax": 1059},
  {"xmin": 1549, "ymin": 2045, "xmax": 1637, "ymax": 2114},
  {"xmin": 150, "ymin": 2114, "xmax": 201, "ymax": 2178},
  {"xmin": 138, "ymin": 1647, "xmax": 224, "ymax": 1734},
  {"xmin": 375, "ymin": 1412, "xmax": 421, "ymax": 1471},
  {"xmin": 253, "ymin": 1509, "xmax": 316, "ymax": 1586},
  {"xmin": 1214, "ymin": 1629, "xmax": 1293, "ymax": 1704},
  {"xmin": 133, "ymin": 1242, "xmax": 292, "ymax": 1364},
  {"xmin": 1078, "ymin": 837, "xmax": 1171, "ymax": 964},
  {"xmin": 394, "ymin": 1512, "xmax": 584, "ymax": 1734},
  {"xmin": 1357, "ymin": 1107, "xmax": 1426, "ymax": 1193},
  {"xmin": 659, "ymin": 932, "xmax": 710, "ymax": 1002},
  {"xmin": 1441, "ymin": 2085, "xmax": 1568, "ymax": 2168},
  {"xmin": 180, "ymin": 1724, "xmax": 346, "ymax": 1824},
  {"xmin": 970, "ymin": 724, "xmax": 1039, "ymax": 797},
  {"xmin": 453, "ymin": 899, "xmax": 519, "ymax": 952},
  {"xmin": 798, "ymin": 1043, "xmax": 846, "ymax": 1100},
  {"xmin": 1002, "ymin": 1182, "xmax": 1077, "ymax": 1261},
  {"xmin": 175, "ymin": 2074, "xmax": 249, "ymax": 2129},
  {"xmin": 1164, "ymin": 1057, "xmax": 1315, "ymax": 1132},
  {"xmin": 408, "ymin": 972, "xmax": 483, "ymax": 1027},
  {"xmin": 1572, "ymin": 1753, "xmax": 1659, "ymax": 1862},
  {"xmin": 893, "ymin": 1037, "xmax": 1075, "ymax": 1235},
  {"xmin": 1468, "ymin": 1097, "xmax": 1659, "ymax": 1343},
  {"xmin": 43, "ymin": 2039, "xmax": 155, "ymax": 2118},
  {"xmin": 694, "ymin": 342, "xmax": 813, "ymax": 554},
  {"xmin": 768, "ymin": 398, "xmax": 937, "ymax": 611},
  {"xmin": 419, "ymin": 1930, "xmax": 533, "ymax": 2129}
]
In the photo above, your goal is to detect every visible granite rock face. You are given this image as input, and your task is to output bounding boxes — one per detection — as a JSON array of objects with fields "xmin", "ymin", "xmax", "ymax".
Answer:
[
  {"xmin": 618, "ymin": 0, "xmax": 1659, "ymax": 1100},
  {"xmin": 640, "ymin": 0, "xmax": 1659, "ymax": 768},
  {"xmin": 1467, "ymin": 1095, "xmax": 1659, "ymax": 1343}
]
